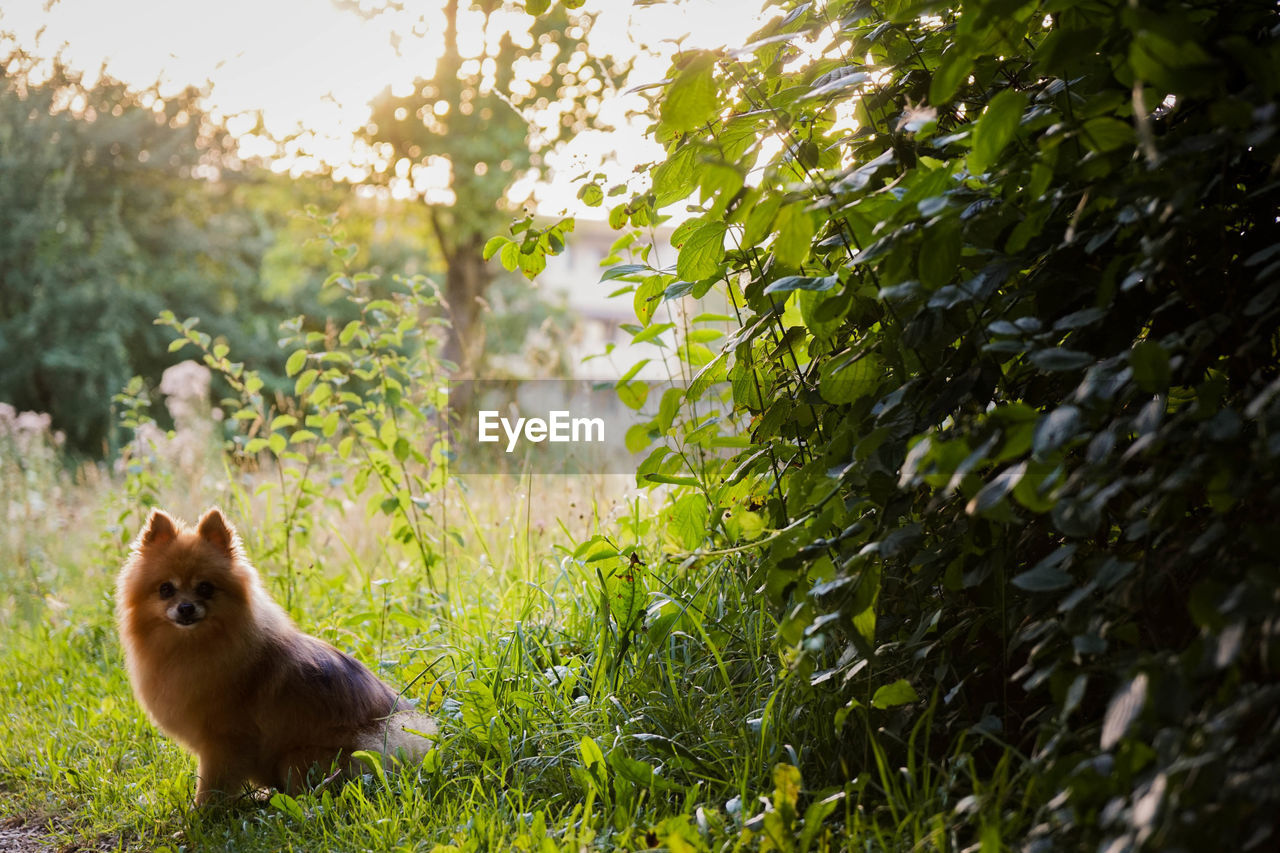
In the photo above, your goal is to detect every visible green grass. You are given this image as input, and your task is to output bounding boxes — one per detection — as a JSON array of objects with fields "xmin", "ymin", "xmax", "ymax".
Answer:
[
  {"xmin": 0, "ymin": 440, "xmax": 1013, "ymax": 851},
  {"xmin": 0, "ymin": 460, "xmax": 759, "ymax": 851}
]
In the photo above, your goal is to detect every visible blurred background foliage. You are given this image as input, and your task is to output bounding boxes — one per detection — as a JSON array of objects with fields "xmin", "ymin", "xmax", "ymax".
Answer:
[
  {"xmin": 0, "ymin": 29, "xmax": 577, "ymax": 455},
  {"xmin": 0, "ymin": 50, "xmax": 269, "ymax": 454}
]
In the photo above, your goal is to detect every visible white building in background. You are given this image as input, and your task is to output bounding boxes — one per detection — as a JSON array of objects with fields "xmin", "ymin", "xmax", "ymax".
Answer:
[
  {"xmin": 534, "ymin": 217, "xmax": 682, "ymax": 380},
  {"xmin": 538, "ymin": 217, "xmax": 675, "ymax": 320}
]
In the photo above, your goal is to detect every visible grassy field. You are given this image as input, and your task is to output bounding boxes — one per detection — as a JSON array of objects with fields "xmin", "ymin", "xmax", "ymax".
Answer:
[{"xmin": 0, "ymin": 424, "xmax": 867, "ymax": 852}]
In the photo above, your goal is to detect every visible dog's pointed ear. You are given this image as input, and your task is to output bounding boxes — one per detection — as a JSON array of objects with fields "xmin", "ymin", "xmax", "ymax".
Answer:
[
  {"xmin": 141, "ymin": 509, "xmax": 178, "ymax": 547},
  {"xmin": 197, "ymin": 507, "xmax": 236, "ymax": 556}
]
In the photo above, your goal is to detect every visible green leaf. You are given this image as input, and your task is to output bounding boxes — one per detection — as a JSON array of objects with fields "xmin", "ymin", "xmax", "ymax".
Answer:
[
  {"xmin": 676, "ymin": 220, "xmax": 727, "ymax": 282},
  {"xmin": 652, "ymin": 144, "xmax": 698, "ymax": 209},
  {"xmin": 968, "ymin": 462, "xmax": 1026, "ymax": 515},
  {"xmin": 577, "ymin": 183, "xmax": 604, "ymax": 207},
  {"xmin": 665, "ymin": 493, "xmax": 709, "ymax": 550},
  {"xmin": 1129, "ymin": 30, "xmax": 1212, "ymax": 92},
  {"xmin": 603, "ymin": 559, "xmax": 645, "ymax": 629},
  {"xmin": 625, "ymin": 423, "xmax": 653, "ymax": 454},
  {"xmin": 608, "ymin": 751, "xmax": 668, "ymax": 788},
  {"xmin": 850, "ymin": 563, "xmax": 880, "ymax": 645},
  {"xmin": 1013, "ymin": 458, "xmax": 1061, "ymax": 512},
  {"xmin": 633, "ymin": 276, "xmax": 666, "ymax": 326},
  {"xmin": 773, "ymin": 203, "xmax": 817, "ymax": 268},
  {"xmin": 482, "ymin": 235, "xmax": 508, "ymax": 260},
  {"xmin": 294, "ymin": 369, "xmax": 318, "ymax": 397},
  {"xmin": 1130, "ymin": 340, "xmax": 1171, "ymax": 393},
  {"xmin": 1100, "ymin": 672, "xmax": 1147, "ymax": 750},
  {"xmin": 803, "ymin": 66, "xmax": 869, "ymax": 100},
  {"xmin": 608, "ymin": 203, "xmax": 628, "ymax": 230},
  {"xmin": 764, "ymin": 274, "xmax": 838, "ymax": 295},
  {"xmin": 601, "ymin": 263, "xmax": 651, "ymax": 283},
  {"xmin": 1033, "ymin": 405, "xmax": 1081, "ymax": 458},
  {"xmin": 285, "ymin": 348, "xmax": 308, "ymax": 377},
  {"xmin": 619, "ymin": 359, "xmax": 652, "ymax": 385},
  {"xmin": 617, "ymin": 379, "xmax": 650, "ymax": 411},
  {"xmin": 1081, "ymin": 116, "xmax": 1133, "ymax": 153},
  {"xmin": 930, "ymin": 48, "xmax": 972, "ymax": 104},
  {"xmin": 698, "ymin": 161, "xmax": 744, "ymax": 211},
  {"xmin": 801, "ymin": 793, "xmax": 845, "ymax": 851},
  {"xmin": 660, "ymin": 52, "xmax": 718, "ymax": 133},
  {"xmin": 499, "ymin": 241, "xmax": 520, "ymax": 271},
  {"xmin": 574, "ymin": 535, "xmax": 619, "ymax": 562},
  {"xmin": 968, "ymin": 89, "xmax": 1026, "ymax": 175},
  {"xmin": 743, "ymin": 195, "xmax": 782, "ymax": 246},
  {"xmin": 737, "ymin": 510, "xmax": 764, "ymax": 540},
  {"xmin": 579, "ymin": 736, "xmax": 606, "ymax": 772},
  {"xmin": 919, "ymin": 219, "xmax": 961, "ymax": 289},
  {"xmin": 633, "ymin": 321, "xmax": 672, "ymax": 344},
  {"xmin": 1005, "ymin": 200, "xmax": 1052, "ymax": 253},
  {"xmin": 460, "ymin": 680, "xmax": 509, "ymax": 756},
  {"xmin": 518, "ymin": 247, "xmax": 546, "ymax": 280},
  {"xmin": 773, "ymin": 763, "xmax": 802, "ymax": 819},
  {"xmin": 871, "ymin": 679, "xmax": 919, "ymax": 709},
  {"xmin": 645, "ymin": 473, "xmax": 699, "ymax": 487},
  {"xmin": 269, "ymin": 793, "xmax": 305, "ymax": 821},
  {"xmin": 524, "ymin": 0, "xmax": 550, "ymax": 14},
  {"xmin": 1012, "ymin": 561, "xmax": 1073, "ymax": 592},
  {"xmin": 338, "ymin": 320, "xmax": 362, "ymax": 346},
  {"xmin": 819, "ymin": 353, "xmax": 883, "ymax": 404},
  {"xmin": 1029, "ymin": 348, "xmax": 1093, "ymax": 372}
]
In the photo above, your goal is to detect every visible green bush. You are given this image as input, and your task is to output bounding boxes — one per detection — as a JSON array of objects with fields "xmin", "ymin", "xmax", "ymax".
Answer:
[
  {"xmin": 0, "ymin": 55, "xmax": 421, "ymax": 456},
  {"xmin": 0, "ymin": 53, "xmax": 268, "ymax": 453},
  {"xmin": 553, "ymin": 0, "xmax": 1280, "ymax": 846}
]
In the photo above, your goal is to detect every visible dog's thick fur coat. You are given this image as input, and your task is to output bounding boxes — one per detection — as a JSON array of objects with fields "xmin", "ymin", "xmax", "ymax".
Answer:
[{"xmin": 116, "ymin": 507, "xmax": 432, "ymax": 804}]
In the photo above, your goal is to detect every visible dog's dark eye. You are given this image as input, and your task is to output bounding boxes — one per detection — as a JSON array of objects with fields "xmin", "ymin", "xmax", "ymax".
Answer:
[
  {"xmin": 195, "ymin": 581, "xmax": 215, "ymax": 598},
  {"xmin": 158, "ymin": 582, "xmax": 175, "ymax": 599}
]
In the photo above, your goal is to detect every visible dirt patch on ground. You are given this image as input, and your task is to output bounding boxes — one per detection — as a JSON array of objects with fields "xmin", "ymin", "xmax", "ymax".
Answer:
[
  {"xmin": 0, "ymin": 817, "xmax": 50, "ymax": 852},
  {"xmin": 0, "ymin": 815, "xmax": 115, "ymax": 853}
]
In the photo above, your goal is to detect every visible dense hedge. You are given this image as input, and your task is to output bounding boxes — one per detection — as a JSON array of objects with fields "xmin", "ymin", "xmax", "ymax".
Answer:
[{"xmin": 520, "ymin": 0, "xmax": 1280, "ymax": 846}]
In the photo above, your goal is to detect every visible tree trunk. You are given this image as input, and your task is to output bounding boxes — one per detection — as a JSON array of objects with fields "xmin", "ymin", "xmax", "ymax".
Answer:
[{"xmin": 441, "ymin": 232, "xmax": 492, "ymax": 378}]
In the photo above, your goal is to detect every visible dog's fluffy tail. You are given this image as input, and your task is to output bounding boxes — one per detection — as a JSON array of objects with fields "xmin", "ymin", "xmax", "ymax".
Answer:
[{"xmin": 360, "ymin": 711, "xmax": 437, "ymax": 767}]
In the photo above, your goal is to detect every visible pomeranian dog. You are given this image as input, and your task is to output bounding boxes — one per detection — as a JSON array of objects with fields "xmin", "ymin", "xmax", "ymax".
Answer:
[{"xmin": 116, "ymin": 507, "xmax": 432, "ymax": 805}]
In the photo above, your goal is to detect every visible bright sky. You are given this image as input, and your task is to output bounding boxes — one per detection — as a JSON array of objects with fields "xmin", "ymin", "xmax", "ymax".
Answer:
[{"xmin": 0, "ymin": 0, "xmax": 769, "ymax": 215}]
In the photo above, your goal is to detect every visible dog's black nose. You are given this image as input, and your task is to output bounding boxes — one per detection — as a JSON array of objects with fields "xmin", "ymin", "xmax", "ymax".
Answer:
[{"xmin": 176, "ymin": 601, "xmax": 197, "ymax": 622}]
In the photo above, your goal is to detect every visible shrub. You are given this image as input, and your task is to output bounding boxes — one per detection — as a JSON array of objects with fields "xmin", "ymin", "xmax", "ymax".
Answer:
[{"xmin": 543, "ymin": 0, "xmax": 1280, "ymax": 846}]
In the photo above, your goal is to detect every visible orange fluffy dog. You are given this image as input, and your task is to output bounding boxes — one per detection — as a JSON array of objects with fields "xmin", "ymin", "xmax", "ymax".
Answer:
[{"xmin": 116, "ymin": 507, "xmax": 432, "ymax": 805}]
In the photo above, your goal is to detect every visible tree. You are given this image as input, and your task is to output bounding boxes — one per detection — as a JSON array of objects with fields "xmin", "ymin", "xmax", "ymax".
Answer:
[
  {"xmin": 351, "ymin": 0, "xmax": 627, "ymax": 374},
  {"xmin": 0, "ymin": 51, "xmax": 381, "ymax": 455},
  {"xmin": 0, "ymin": 52, "xmax": 254, "ymax": 452}
]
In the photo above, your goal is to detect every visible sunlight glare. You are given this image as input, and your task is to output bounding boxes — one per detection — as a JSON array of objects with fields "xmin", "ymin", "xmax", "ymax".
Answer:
[{"xmin": 1, "ymin": 0, "xmax": 770, "ymax": 212}]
